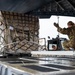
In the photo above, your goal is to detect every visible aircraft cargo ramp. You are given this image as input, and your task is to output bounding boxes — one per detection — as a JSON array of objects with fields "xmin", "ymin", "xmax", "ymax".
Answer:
[{"xmin": 0, "ymin": 55, "xmax": 75, "ymax": 75}]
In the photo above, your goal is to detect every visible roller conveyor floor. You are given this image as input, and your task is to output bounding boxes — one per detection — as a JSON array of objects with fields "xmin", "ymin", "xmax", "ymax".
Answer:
[{"xmin": 0, "ymin": 55, "xmax": 75, "ymax": 75}]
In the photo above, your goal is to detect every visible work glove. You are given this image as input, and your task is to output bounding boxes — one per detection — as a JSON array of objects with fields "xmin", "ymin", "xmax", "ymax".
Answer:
[{"xmin": 54, "ymin": 22, "xmax": 59, "ymax": 28}]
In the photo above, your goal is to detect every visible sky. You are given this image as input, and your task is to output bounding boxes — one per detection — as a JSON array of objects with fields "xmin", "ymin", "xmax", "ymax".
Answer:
[{"xmin": 39, "ymin": 15, "xmax": 75, "ymax": 41}]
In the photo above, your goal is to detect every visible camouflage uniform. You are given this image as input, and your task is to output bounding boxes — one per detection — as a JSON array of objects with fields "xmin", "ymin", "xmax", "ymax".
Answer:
[{"xmin": 57, "ymin": 26, "xmax": 75, "ymax": 50}]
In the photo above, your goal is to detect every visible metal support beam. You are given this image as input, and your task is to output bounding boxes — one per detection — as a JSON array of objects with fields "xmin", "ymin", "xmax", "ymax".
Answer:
[
  {"xmin": 67, "ymin": 0, "xmax": 75, "ymax": 10},
  {"xmin": 55, "ymin": 0, "xmax": 65, "ymax": 10},
  {"xmin": 30, "ymin": 10, "xmax": 75, "ymax": 18}
]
